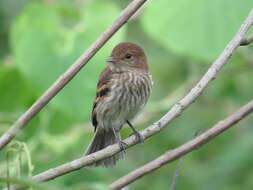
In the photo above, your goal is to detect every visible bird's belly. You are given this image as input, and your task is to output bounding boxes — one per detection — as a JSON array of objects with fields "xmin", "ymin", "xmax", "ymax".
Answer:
[
  {"xmin": 96, "ymin": 73, "xmax": 152, "ymax": 131},
  {"xmin": 96, "ymin": 94, "xmax": 143, "ymax": 131}
]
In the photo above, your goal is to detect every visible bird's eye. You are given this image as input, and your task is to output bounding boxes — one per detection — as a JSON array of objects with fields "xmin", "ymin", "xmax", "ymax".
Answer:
[{"xmin": 125, "ymin": 53, "xmax": 132, "ymax": 59}]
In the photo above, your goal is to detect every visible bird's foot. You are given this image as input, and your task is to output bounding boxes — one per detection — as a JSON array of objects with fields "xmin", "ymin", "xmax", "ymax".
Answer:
[{"xmin": 117, "ymin": 140, "xmax": 128, "ymax": 153}]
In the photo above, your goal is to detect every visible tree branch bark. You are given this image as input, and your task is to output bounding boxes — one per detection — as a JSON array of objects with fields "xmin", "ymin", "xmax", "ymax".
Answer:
[
  {"xmin": 109, "ymin": 99, "xmax": 253, "ymax": 189},
  {"xmin": 0, "ymin": 0, "xmax": 148, "ymax": 151},
  {"xmin": 240, "ymin": 32, "xmax": 253, "ymax": 45}
]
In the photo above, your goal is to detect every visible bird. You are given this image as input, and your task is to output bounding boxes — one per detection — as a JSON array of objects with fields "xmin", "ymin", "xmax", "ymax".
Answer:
[{"xmin": 85, "ymin": 42, "xmax": 153, "ymax": 167}]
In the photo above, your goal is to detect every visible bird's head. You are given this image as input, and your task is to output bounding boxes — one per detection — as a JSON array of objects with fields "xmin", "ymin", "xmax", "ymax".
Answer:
[{"xmin": 106, "ymin": 42, "xmax": 148, "ymax": 72}]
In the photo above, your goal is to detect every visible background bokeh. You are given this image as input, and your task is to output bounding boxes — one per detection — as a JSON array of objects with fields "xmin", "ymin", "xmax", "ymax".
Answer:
[{"xmin": 1, "ymin": 0, "xmax": 253, "ymax": 189}]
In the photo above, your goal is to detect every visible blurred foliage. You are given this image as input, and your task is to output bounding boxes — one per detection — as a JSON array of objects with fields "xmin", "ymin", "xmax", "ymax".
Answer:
[
  {"xmin": 142, "ymin": 0, "xmax": 253, "ymax": 60},
  {"xmin": 0, "ymin": 0, "xmax": 253, "ymax": 190}
]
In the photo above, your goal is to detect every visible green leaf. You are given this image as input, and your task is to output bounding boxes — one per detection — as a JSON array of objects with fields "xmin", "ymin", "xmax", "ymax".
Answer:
[
  {"xmin": 0, "ymin": 177, "xmax": 60, "ymax": 190},
  {"xmin": 11, "ymin": 1, "xmax": 125, "ymax": 121},
  {"xmin": 0, "ymin": 67, "xmax": 32, "ymax": 111},
  {"xmin": 142, "ymin": 0, "xmax": 252, "ymax": 61}
]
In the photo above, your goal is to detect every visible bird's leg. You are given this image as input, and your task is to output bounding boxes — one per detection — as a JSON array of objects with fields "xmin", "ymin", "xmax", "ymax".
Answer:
[
  {"xmin": 112, "ymin": 127, "xmax": 127, "ymax": 152},
  {"xmin": 126, "ymin": 120, "xmax": 145, "ymax": 144}
]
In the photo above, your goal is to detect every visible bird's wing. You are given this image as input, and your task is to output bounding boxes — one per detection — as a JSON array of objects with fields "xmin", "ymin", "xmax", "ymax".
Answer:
[{"xmin": 91, "ymin": 66, "xmax": 112, "ymax": 131}]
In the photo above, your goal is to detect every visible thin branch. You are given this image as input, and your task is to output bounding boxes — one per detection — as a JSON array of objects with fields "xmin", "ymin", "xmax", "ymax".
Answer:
[
  {"xmin": 240, "ymin": 32, "xmax": 253, "ymax": 45},
  {"xmin": 0, "ymin": 0, "xmax": 148, "ymax": 151},
  {"xmin": 167, "ymin": 131, "xmax": 200, "ymax": 190},
  {"xmin": 110, "ymin": 99, "xmax": 253, "ymax": 190},
  {"xmin": 168, "ymin": 156, "xmax": 184, "ymax": 190}
]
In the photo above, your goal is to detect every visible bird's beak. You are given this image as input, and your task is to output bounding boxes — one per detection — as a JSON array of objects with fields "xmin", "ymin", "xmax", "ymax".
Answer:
[{"xmin": 106, "ymin": 57, "xmax": 118, "ymax": 63}]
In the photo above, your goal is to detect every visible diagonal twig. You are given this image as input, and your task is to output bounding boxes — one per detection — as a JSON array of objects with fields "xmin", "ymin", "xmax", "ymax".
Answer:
[
  {"xmin": 240, "ymin": 32, "xmax": 253, "ymax": 45},
  {"xmin": 167, "ymin": 129, "xmax": 200, "ymax": 190},
  {"xmin": 168, "ymin": 156, "xmax": 184, "ymax": 190},
  {"xmin": 109, "ymin": 99, "xmax": 253, "ymax": 189},
  {"xmin": 0, "ymin": 0, "xmax": 148, "ymax": 151}
]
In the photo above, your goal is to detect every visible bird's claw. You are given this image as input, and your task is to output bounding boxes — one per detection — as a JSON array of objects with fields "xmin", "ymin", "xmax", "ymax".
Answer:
[{"xmin": 118, "ymin": 141, "xmax": 127, "ymax": 153}]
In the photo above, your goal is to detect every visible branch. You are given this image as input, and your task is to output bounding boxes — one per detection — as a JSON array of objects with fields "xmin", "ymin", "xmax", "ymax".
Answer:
[
  {"xmin": 240, "ymin": 32, "xmax": 253, "ymax": 45},
  {"xmin": 168, "ymin": 156, "xmax": 184, "ymax": 190},
  {"xmin": 109, "ymin": 99, "xmax": 253, "ymax": 190},
  {"xmin": 0, "ymin": 0, "xmax": 148, "ymax": 151}
]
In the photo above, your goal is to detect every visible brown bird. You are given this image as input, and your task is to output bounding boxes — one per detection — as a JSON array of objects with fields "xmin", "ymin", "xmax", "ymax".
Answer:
[{"xmin": 85, "ymin": 42, "xmax": 153, "ymax": 167}]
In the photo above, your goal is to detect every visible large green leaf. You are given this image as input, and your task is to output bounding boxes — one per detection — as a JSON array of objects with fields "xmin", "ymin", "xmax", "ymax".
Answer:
[
  {"xmin": 142, "ymin": 0, "xmax": 252, "ymax": 61},
  {"xmin": 0, "ymin": 67, "xmax": 32, "ymax": 112},
  {"xmin": 11, "ymin": 1, "xmax": 125, "ymax": 121}
]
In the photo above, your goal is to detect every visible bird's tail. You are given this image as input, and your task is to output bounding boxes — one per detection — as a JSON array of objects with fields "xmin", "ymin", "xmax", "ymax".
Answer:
[{"xmin": 85, "ymin": 129, "xmax": 124, "ymax": 167}]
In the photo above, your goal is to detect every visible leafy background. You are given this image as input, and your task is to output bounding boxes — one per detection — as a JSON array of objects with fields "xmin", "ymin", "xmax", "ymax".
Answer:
[{"xmin": 0, "ymin": 0, "xmax": 253, "ymax": 189}]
